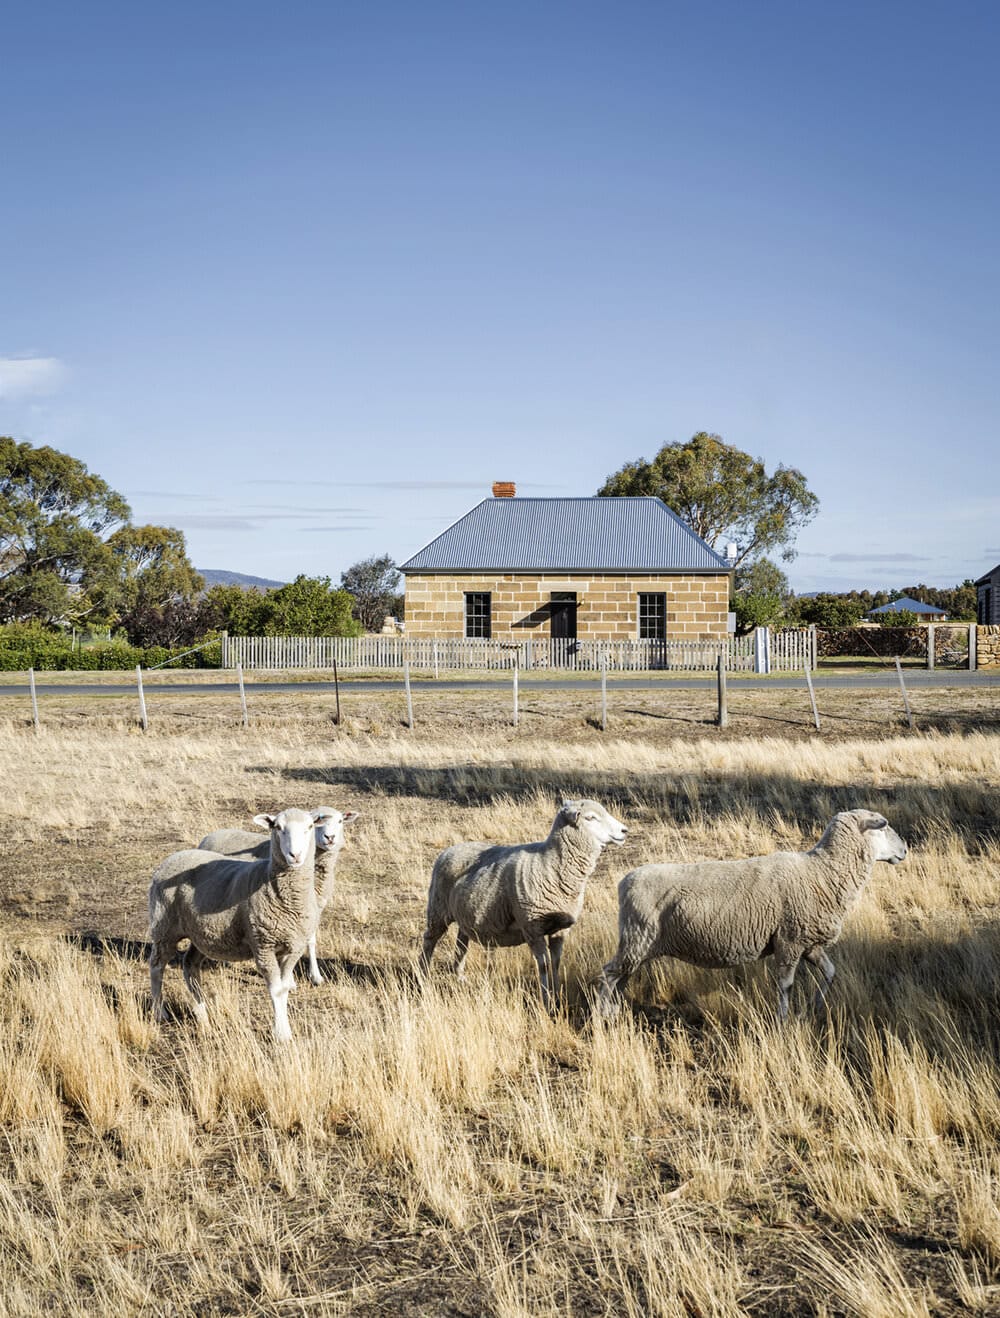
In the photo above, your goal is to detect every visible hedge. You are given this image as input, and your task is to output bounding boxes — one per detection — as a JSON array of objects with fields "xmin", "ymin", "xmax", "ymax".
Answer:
[{"xmin": 0, "ymin": 626, "xmax": 222, "ymax": 671}]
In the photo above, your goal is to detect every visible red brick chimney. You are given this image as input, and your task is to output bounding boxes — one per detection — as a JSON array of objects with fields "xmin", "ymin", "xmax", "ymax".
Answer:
[{"xmin": 492, "ymin": 481, "xmax": 516, "ymax": 498}]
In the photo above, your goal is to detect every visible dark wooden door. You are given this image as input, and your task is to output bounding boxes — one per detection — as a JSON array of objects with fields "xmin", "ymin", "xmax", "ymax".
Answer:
[{"xmin": 550, "ymin": 596, "xmax": 577, "ymax": 640}]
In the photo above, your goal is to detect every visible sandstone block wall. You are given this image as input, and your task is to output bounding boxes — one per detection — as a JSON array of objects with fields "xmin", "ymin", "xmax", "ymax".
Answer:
[
  {"xmin": 978, "ymin": 626, "xmax": 1000, "ymax": 668},
  {"xmin": 403, "ymin": 573, "xmax": 730, "ymax": 639}
]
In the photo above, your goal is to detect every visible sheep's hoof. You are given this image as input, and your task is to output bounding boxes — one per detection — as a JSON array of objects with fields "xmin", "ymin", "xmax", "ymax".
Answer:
[{"xmin": 309, "ymin": 971, "xmax": 325, "ymax": 986}]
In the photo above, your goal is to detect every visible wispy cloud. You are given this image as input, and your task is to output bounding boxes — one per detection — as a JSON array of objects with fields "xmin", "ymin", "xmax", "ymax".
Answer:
[
  {"xmin": 0, "ymin": 355, "xmax": 67, "ymax": 399},
  {"xmin": 828, "ymin": 552, "xmax": 930, "ymax": 563},
  {"xmin": 127, "ymin": 490, "xmax": 215, "ymax": 501},
  {"xmin": 298, "ymin": 525, "xmax": 377, "ymax": 533},
  {"xmin": 147, "ymin": 510, "xmax": 362, "ymax": 529}
]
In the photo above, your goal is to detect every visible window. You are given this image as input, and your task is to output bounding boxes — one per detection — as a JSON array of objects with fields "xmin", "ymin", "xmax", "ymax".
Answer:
[
  {"xmin": 465, "ymin": 591, "xmax": 492, "ymax": 639},
  {"xmin": 638, "ymin": 592, "xmax": 666, "ymax": 640}
]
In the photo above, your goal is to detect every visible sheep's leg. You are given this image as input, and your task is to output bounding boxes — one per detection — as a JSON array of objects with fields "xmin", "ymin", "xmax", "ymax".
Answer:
[
  {"xmin": 306, "ymin": 933, "xmax": 324, "ymax": 986},
  {"xmin": 594, "ymin": 946, "xmax": 643, "ymax": 1018},
  {"xmin": 773, "ymin": 951, "xmax": 802, "ymax": 1022},
  {"xmin": 805, "ymin": 946, "xmax": 836, "ymax": 1012},
  {"xmin": 528, "ymin": 936, "xmax": 555, "ymax": 1012},
  {"xmin": 419, "ymin": 921, "xmax": 448, "ymax": 974},
  {"xmin": 181, "ymin": 946, "xmax": 209, "ymax": 1023},
  {"xmin": 256, "ymin": 948, "xmax": 293, "ymax": 1043},
  {"xmin": 547, "ymin": 933, "xmax": 565, "ymax": 1009},
  {"xmin": 149, "ymin": 940, "xmax": 176, "ymax": 1023},
  {"xmin": 453, "ymin": 929, "xmax": 471, "ymax": 979}
]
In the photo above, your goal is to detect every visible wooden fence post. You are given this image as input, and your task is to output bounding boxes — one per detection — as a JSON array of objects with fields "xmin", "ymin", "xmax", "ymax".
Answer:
[
  {"xmin": 894, "ymin": 656, "xmax": 914, "ymax": 730},
  {"xmin": 969, "ymin": 623, "xmax": 977, "ymax": 671},
  {"xmin": 601, "ymin": 651, "xmax": 608, "ymax": 731},
  {"xmin": 404, "ymin": 659, "xmax": 414, "ymax": 729},
  {"xmin": 136, "ymin": 665, "xmax": 149, "ymax": 731},
  {"xmin": 717, "ymin": 653, "xmax": 728, "ymax": 728},
  {"xmin": 28, "ymin": 667, "xmax": 40, "ymax": 733},
  {"xmin": 433, "ymin": 641, "xmax": 439, "ymax": 680},
  {"xmin": 804, "ymin": 665, "xmax": 820, "ymax": 731},
  {"xmin": 512, "ymin": 655, "xmax": 519, "ymax": 728},
  {"xmin": 926, "ymin": 624, "xmax": 935, "ymax": 671},
  {"xmin": 237, "ymin": 663, "xmax": 249, "ymax": 728},
  {"xmin": 332, "ymin": 656, "xmax": 341, "ymax": 725}
]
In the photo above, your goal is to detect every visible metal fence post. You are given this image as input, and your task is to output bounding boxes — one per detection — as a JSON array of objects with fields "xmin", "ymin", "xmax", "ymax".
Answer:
[
  {"xmin": 927, "ymin": 623, "xmax": 935, "ymax": 671},
  {"xmin": 970, "ymin": 623, "xmax": 977, "ymax": 671}
]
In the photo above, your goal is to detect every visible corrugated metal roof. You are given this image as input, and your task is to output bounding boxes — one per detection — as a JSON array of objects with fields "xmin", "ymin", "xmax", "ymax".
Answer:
[
  {"xmin": 867, "ymin": 596, "xmax": 946, "ymax": 615},
  {"xmin": 400, "ymin": 497, "xmax": 728, "ymax": 573}
]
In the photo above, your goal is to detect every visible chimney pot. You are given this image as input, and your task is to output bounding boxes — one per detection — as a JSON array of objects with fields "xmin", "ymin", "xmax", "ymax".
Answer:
[{"xmin": 492, "ymin": 481, "xmax": 516, "ymax": 498}]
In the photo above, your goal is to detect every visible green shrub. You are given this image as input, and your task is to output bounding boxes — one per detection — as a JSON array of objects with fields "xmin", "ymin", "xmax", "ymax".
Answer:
[{"xmin": 0, "ymin": 624, "xmax": 222, "ymax": 671}]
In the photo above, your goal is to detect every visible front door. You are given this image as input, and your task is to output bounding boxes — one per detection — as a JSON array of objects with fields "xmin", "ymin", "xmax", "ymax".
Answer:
[{"xmin": 550, "ymin": 592, "xmax": 578, "ymax": 665}]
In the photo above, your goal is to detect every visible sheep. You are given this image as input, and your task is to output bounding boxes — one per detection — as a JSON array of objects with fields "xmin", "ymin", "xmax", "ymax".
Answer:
[
  {"xmin": 420, "ymin": 798, "xmax": 628, "ymax": 1010},
  {"xmin": 198, "ymin": 807, "xmax": 360, "ymax": 986},
  {"xmin": 149, "ymin": 808, "xmax": 319, "ymax": 1041},
  {"xmin": 595, "ymin": 809, "xmax": 907, "ymax": 1021}
]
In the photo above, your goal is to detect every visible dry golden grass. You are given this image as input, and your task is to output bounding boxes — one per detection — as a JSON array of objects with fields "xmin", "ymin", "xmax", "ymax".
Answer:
[{"xmin": 0, "ymin": 694, "xmax": 998, "ymax": 1314}]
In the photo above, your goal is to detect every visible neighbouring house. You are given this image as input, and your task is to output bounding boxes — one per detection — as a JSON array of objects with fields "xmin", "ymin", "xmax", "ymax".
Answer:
[
  {"xmin": 976, "ymin": 565, "xmax": 1000, "ymax": 625},
  {"xmin": 400, "ymin": 483, "xmax": 732, "ymax": 642},
  {"xmin": 866, "ymin": 596, "xmax": 949, "ymax": 622}
]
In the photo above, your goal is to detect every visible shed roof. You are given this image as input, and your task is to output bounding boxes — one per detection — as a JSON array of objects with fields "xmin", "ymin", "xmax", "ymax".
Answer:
[
  {"xmin": 400, "ymin": 497, "xmax": 729, "ymax": 574},
  {"xmin": 975, "ymin": 564, "xmax": 1000, "ymax": 586},
  {"xmin": 866, "ymin": 596, "xmax": 947, "ymax": 616}
]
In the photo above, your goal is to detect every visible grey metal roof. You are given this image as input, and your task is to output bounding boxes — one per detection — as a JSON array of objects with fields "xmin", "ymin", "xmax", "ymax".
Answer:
[
  {"xmin": 400, "ymin": 497, "xmax": 728, "ymax": 573},
  {"xmin": 975, "ymin": 564, "xmax": 1000, "ymax": 586},
  {"xmin": 867, "ymin": 596, "xmax": 946, "ymax": 616}
]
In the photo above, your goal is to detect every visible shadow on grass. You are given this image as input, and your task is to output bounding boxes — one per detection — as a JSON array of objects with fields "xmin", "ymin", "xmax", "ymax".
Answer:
[{"xmin": 257, "ymin": 760, "xmax": 1000, "ymax": 852}]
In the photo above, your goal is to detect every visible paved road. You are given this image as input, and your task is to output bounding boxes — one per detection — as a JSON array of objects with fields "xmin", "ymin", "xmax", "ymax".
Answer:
[{"xmin": 2, "ymin": 670, "xmax": 999, "ymax": 697}]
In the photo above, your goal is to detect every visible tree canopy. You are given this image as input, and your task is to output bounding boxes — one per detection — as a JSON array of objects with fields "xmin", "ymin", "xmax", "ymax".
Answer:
[
  {"xmin": 598, "ymin": 432, "xmax": 818, "ymax": 566},
  {"xmin": 206, "ymin": 576, "xmax": 361, "ymax": 637},
  {"xmin": 0, "ymin": 436, "xmax": 131, "ymax": 624},
  {"xmin": 340, "ymin": 554, "xmax": 401, "ymax": 632}
]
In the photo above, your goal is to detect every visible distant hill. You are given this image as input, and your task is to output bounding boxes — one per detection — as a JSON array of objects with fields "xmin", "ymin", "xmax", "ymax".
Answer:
[{"xmin": 199, "ymin": 569, "xmax": 285, "ymax": 591}]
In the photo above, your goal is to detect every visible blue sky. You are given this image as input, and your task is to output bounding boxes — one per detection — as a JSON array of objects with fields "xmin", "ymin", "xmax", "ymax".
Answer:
[{"xmin": 2, "ymin": 1, "xmax": 998, "ymax": 592}]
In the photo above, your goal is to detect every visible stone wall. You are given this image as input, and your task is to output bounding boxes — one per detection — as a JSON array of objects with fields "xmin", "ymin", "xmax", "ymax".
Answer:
[
  {"xmin": 978, "ymin": 626, "xmax": 1000, "ymax": 668},
  {"xmin": 403, "ymin": 572, "xmax": 731, "ymax": 639}
]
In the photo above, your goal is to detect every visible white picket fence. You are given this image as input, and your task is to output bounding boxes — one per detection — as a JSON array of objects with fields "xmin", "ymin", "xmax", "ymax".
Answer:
[{"xmin": 222, "ymin": 628, "xmax": 817, "ymax": 673}]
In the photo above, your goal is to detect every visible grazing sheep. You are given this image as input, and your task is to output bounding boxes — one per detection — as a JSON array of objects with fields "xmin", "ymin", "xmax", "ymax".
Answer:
[
  {"xmin": 149, "ymin": 808, "xmax": 318, "ymax": 1041},
  {"xmin": 420, "ymin": 798, "xmax": 628, "ymax": 1010},
  {"xmin": 198, "ymin": 807, "xmax": 360, "ymax": 985},
  {"xmin": 596, "ymin": 809, "xmax": 907, "ymax": 1021}
]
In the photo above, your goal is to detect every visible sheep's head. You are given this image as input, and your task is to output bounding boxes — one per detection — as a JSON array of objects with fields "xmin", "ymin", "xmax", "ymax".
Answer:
[
  {"xmin": 559, "ymin": 798, "xmax": 628, "ymax": 847},
  {"xmin": 852, "ymin": 810, "xmax": 908, "ymax": 865},
  {"xmin": 253, "ymin": 808, "xmax": 317, "ymax": 869},
  {"xmin": 311, "ymin": 806, "xmax": 360, "ymax": 853}
]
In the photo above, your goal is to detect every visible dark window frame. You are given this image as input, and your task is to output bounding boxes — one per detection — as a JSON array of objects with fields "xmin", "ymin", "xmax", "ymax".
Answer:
[
  {"xmin": 464, "ymin": 591, "xmax": 492, "ymax": 639},
  {"xmin": 638, "ymin": 592, "xmax": 667, "ymax": 640}
]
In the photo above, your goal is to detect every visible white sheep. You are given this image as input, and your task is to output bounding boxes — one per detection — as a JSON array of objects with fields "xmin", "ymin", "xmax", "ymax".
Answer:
[
  {"xmin": 595, "ymin": 809, "xmax": 907, "ymax": 1021},
  {"xmin": 420, "ymin": 798, "xmax": 628, "ymax": 1010},
  {"xmin": 149, "ymin": 808, "xmax": 319, "ymax": 1041},
  {"xmin": 198, "ymin": 807, "xmax": 360, "ymax": 986}
]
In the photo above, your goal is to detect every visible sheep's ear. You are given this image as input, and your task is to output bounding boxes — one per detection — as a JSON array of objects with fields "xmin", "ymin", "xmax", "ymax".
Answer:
[
  {"xmin": 860, "ymin": 814, "xmax": 888, "ymax": 832},
  {"xmin": 560, "ymin": 801, "xmax": 581, "ymax": 823},
  {"xmin": 253, "ymin": 813, "xmax": 277, "ymax": 830},
  {"xmin": 343, "ymin": 810, "xmax": 360, "ymax": 824}
]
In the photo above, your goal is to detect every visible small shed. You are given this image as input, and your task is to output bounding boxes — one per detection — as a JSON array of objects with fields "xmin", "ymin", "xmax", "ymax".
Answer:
[
  {"xmin": 976, "ymin": 565, "xmax": 1000, "ymax": 625},
  {"xmin": 866, "ymin": 596, "xmax": 948, "ymax": 622}
]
